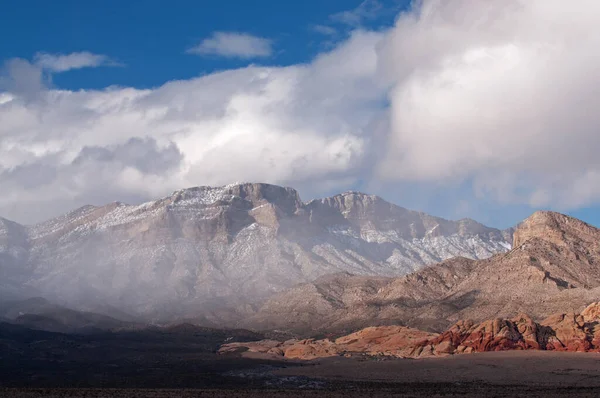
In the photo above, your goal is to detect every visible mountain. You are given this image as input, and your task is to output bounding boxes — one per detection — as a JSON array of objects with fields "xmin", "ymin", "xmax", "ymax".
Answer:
[
  {"xmin": 243, "ymin": 211, "xmax": 600, "ymax": 334},
  {"xmin": 0, "ymin": 182, "xmax": 510, "ymax": 321}
]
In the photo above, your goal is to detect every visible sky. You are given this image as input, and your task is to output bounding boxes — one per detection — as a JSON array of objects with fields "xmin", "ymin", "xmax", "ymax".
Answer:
[{"xmin": 1, "ymin": 0, "xmax": 600, "ymax": 229}]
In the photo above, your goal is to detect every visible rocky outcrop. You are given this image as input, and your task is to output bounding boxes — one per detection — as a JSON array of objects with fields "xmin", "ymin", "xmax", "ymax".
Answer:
[
  {"xmin": 512, "ymin": 211, "xmax": 600, "ymax": 249},
  {"xmin": 220, "ymin": 303, "xmax": 600, "ymax": 359},
  {"xmin": 412, "ymin": 303, "xmax": 600, "ymax": 357},
  {"xmin": 220, "ymin": 325, "xmax": 438, "ymax": 359},
  {"xmin": 334, "ymin": 326, "xmax": 437, "ymax": 356}
]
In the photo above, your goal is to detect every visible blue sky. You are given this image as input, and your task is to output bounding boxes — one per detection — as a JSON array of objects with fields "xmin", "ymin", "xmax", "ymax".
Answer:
[
  {"xmin": 1, "ymin": 0, "xmax": 600, "ymax": 230},
  {"xmin": 0, "ymin": 0, "xmax": 407, "ymax": 89}
]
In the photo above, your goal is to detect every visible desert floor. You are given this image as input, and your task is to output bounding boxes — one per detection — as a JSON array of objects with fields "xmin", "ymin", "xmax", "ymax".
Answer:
[
  {"xmin": 276, "ymin": 350, "xmax": 600, "ymax": 386},
  {"xmin": 4, "ymin": 351, "xmax": 600, "ymax": 397}
]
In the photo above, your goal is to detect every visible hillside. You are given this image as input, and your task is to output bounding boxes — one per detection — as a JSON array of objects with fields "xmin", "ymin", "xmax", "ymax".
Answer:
[{"xmin": 243, "ymin": 211, "xmax": 600, "ymax": 334}]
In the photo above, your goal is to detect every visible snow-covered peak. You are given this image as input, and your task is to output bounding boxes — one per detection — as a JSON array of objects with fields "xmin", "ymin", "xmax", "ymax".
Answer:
[
  {"xmin": 169, "ymin": 185, "xmax": 239, "ymax": 207},
  {"xmin": 29, "ymin": 205, "xmax": 99, "ymax": 239}
]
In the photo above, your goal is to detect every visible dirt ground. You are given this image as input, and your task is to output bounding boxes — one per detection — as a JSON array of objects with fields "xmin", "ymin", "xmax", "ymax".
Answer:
[
  {"xmin": 2, "ymin": 385, "xmax": 600, "ymax": 397},
  {"xmin": 4, "ymin": 351, "xmax": 600, "ymax": 397},
  {"xmin": 276, "ymin": 350, "xmax": 600, "ymax": 387}
]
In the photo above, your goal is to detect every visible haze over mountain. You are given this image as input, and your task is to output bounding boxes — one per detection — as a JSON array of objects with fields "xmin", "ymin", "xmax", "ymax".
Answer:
[{"xmin": 0, "ymin": 182, "xmax": 511, "ymax": 324}]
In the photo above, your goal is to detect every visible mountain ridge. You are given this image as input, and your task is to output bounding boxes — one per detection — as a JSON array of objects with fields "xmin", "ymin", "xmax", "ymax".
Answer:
[{"xmin": 0, "ymin": 182, "xmax": 512, "ymax": 323}]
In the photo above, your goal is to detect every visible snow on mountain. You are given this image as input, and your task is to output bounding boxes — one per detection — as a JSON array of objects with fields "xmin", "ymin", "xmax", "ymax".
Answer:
[{"xmin": 0, "ymin": 183, "xmax": 512, "ymax": 321}]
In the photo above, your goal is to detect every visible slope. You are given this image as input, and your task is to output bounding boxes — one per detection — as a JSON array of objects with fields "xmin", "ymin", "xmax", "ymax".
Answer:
[{"xmin": 244, "ymin": 211, "xmax": 600, "ymax": 334}]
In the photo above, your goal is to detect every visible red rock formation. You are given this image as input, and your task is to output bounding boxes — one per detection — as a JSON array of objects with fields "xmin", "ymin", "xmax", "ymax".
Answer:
[
  {"xmin": 284, "ymin": 339, "xmax": 341, "ymax": 359},
  {"xmin": 581, "ymin": 301, "xmax": 600, "ymax": 322},
  {"xmin": 219, "ymin": 303, "xmax": 600, "ymax": 360},
  {"xmin": 427, "ymin": 318, "xmax": 525, "ymax": 353}
]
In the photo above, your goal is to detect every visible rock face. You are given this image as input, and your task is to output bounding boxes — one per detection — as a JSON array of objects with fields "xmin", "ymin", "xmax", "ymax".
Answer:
[
  {"xmin": 244, "ymin": 211, "xmax": 600, "ymax": 333},
  {"xmin": 0, "ymin": 183, "xmax": 510, "ymax": 322},
  {"xmin": 220, "ymin": 303, "xmax": 600, "ymax": 359}
]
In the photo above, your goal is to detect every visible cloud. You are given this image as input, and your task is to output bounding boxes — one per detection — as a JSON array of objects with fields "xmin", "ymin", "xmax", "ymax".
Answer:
[
  {"xmin": 3, "ymin": 0, "xmax": 600, "ymax": 225},
  {"xmin": 331, "ymin": 0, "xmax": 385, "ymax": 26},
  {"xmin": 0, "ymin": 31, "xmax": 383, "ymax": 223},
  {"xmin": 34, "ymin": 51, "xmax": 121, "ymax": 72},
  {"xmin": 312, "ymin": 25, "xmax": 338, "ymax": 36},
  {"xmin": 0, "ymin": 58, "xmax": 47, "ymax": 97},
  {"xmin": 376, "ymin": 0, "xmax": 600, "ymax": 210},
  {"xmin": 0, "ymin": 52, "xmax": 121, "ymax": 97},
  {"xmin": 187, "ymin": 32, "xmax": 273, "ymax": 59},
  {"xmin": 330, "ymin": 0, "xmax": 404, "ymax": 28}
]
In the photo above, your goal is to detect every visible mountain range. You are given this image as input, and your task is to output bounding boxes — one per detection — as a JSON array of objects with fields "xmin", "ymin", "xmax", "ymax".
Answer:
[
  {"xmin": 0, "ymin": 182, "xmax": 512, "ymax": 325},
  {"xmin": 2, "ymin": 180, "xmax": 600, "ymax": 371}
]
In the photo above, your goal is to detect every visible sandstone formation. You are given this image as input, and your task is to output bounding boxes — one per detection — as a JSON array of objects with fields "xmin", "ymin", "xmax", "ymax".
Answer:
[{"xmin": 220, "ymin": 303, "xmax": 600, "ymax": 359}]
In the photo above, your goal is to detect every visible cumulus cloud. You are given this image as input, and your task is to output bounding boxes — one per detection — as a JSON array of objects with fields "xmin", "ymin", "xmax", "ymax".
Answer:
[
  {"xmin": 3, "ymin": 0, "xmax": 600, "ymax": 225},
  {"xmin": 34, "ymin": 51, "xmax": 121, "ymax": 72},
  {"xmin": 0, "ymin": 31, "xmax": 383, "ymax": 223},
  {"xmin": 187, "ymin": 32, "xmax": 273, "ymax": 58},
  {"xmin": 376, "ymin": 0, "xmax": 600, "ymax": 210}
]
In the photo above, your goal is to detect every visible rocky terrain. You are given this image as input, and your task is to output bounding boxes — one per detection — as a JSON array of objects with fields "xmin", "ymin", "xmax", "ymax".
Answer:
[
  {"xmin": 220, "ymin": 302, "xmax": 600, "ymax": 359},
  {"xmin": 243, "ymin": 211, "xmax": 600, "ymax": 333},
  {"xmin": 0, "ymin": 182, "xmax": 510, "ymax": 323}
]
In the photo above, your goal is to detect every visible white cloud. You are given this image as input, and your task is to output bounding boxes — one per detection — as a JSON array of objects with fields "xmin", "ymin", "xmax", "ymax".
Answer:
[
  {"xmin": 187, "ymin": 32, "xmax": 273, "ymax": 58},
  {"xmin": 0, "ymin": 31, "xmax": 383, "ymax": 223},
  {"xmin": 376, "ymin": 0, "xmax": 600, "ymax": 210},
  {"xmin": 34, "ymin": 51, "xmax": 120, "ymax": 72}
]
